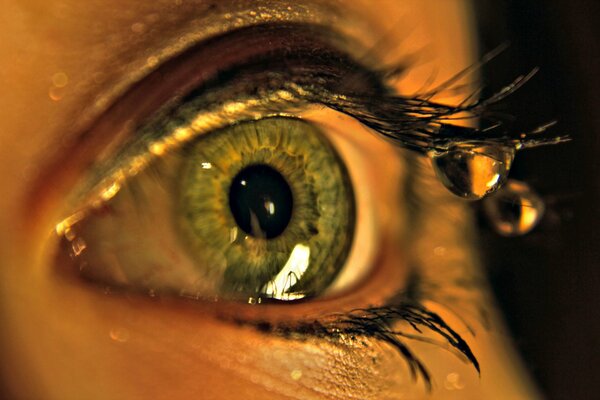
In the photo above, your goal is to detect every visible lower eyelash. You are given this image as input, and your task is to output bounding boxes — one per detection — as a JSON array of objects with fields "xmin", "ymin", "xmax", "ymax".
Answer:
[{"xmin": 227, "ymin": 272, "xmax": 479, "ymax": 391}]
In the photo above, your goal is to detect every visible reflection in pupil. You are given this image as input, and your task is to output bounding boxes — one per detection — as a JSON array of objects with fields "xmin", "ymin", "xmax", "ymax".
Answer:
[{"xmin": 228, "ymin": 164, "xmax": 293, "ymax": 239}]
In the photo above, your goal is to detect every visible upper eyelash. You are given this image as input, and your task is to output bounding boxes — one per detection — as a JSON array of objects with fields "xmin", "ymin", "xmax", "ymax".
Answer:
[
  {"xmin": 133, "ymin": 40, "xmax": 568, "ymax": 166},
  {"xmin": 280, "ymin": 52, "xmax": 568, "ymax": 153}
]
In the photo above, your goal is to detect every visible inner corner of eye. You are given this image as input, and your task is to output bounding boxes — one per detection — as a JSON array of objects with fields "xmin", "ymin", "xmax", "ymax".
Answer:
[{"xmin": 57, "ymin": 116, "xmax": 380, "ymax": 306}]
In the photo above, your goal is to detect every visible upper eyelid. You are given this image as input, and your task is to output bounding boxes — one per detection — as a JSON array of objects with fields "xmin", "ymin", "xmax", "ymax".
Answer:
[{"xmin": 28, "ymin": 23, "xmax": 385, "ymax": 227}]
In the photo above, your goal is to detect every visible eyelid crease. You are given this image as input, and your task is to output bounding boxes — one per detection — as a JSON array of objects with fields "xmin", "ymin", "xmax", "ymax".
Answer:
[{"xmin": 48, "ymin": 27, "xmax": 382, "ymax": 224}]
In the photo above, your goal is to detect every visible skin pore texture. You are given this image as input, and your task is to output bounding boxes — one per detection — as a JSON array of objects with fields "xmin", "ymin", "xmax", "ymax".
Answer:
[{"xmin": 0, "ymin": 0, "xmax": 541, "ymax": 399}]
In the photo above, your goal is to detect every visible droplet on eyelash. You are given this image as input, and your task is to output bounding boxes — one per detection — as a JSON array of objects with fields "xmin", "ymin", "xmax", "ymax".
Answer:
[
  {"xmin": 482, "ymin": 179, "xmax": 545, "ymax": 236},
  {"xmin": 430, "ymin": 142, "xmax": 515, "ymax": 200}
]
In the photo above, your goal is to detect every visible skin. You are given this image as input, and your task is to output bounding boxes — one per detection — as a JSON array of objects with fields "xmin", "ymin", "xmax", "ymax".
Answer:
[{"xmin": 0, "ymin": 1, "xmax": 541, "ymax": 399}]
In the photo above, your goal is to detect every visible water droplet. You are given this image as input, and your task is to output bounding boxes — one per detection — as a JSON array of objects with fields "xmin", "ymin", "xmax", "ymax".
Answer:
[
  {"xmin": 48, "ymin": 86, "xmax": 64, "ymax": 101},
  {"xmin": 482, "ymin": 179, "xmax": 545, "ymax": 236},
  {"xmin": 431, "ymin": 143, "xmax": 515, "ymax": 200}
]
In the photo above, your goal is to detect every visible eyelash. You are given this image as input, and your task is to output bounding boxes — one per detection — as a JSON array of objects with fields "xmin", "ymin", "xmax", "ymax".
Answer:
[
  {"xmin": 227, "ymin": 275, "xmax": 480, "ymax": 390},
  {"xmin": 54, "ymin": 23, "xmax": 565, "ymax": 390}
]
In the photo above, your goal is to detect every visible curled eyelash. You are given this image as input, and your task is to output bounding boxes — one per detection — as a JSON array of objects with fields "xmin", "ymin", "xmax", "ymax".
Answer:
[{"xmin": 285, "ymin": 63, "xmax": 569, "ymax": 154}]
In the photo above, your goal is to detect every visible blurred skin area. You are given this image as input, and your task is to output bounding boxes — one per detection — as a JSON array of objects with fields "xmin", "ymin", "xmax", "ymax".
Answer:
[{"xmin": 0, "ymin": 1, "xmax": 541, "ymax": 399}]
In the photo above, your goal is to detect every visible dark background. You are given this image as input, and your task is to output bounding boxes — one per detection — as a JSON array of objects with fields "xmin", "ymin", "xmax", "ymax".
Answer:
[{"xmin": 474, "ymin": 1, "xmax": 599, "ymax": 399}]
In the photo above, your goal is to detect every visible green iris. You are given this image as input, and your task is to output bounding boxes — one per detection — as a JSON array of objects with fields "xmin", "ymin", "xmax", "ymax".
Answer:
[{"xmin": 178, "ymin": 117, "xmax": 355, "ymax": 301}]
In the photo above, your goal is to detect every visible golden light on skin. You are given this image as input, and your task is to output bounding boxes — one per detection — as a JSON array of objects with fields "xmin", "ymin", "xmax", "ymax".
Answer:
[{"xmin": 0, "ymin": 1, "xmax": 541, "ymax": 399}]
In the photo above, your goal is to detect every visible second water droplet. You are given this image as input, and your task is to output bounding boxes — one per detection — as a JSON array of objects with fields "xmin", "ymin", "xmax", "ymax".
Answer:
[
  {"xmin": 431, "ymin": 143, "xmax": 515, "ymax": 200},
  {"xmin": 482, "ymin": 179, "xmax": 545, "ymax": 236}
]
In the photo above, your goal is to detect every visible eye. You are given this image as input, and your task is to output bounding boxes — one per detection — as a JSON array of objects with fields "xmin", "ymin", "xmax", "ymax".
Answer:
[
  {"xmin": 52, "ymin": 24, "xmax": 396, "ymax": 308},
  {"xmin": 63, "ymin": 115, "xmax": 373, "ymax": 302}
]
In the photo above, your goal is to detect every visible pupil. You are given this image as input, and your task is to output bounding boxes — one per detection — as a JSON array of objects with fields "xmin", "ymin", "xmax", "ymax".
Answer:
[{"xmin": 228, "ymin": 164, "xmax": 294, "ymax": 239}]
